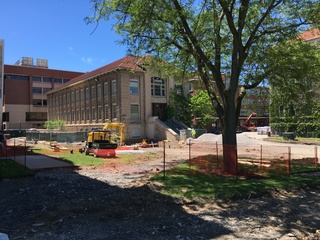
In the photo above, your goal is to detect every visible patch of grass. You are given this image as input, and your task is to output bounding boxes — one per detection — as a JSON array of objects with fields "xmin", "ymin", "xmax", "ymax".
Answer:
[
  {"xmin": 0, "ymin": 159, "xmax": 33, "ymax": 178},
  {"xmin": 268, "ymin": 136, "xmax": 320, "ymax": 143},
  {"xmin": 31, "ymin": 147, "xmax": 157, "ymax": 166},
  {"xmin": 151, "ymin": 163, "xmax": 320, "ymax": 200}
]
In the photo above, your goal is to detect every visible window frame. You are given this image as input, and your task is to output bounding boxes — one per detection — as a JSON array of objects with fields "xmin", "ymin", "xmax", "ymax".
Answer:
[{"xmin": 130, "ymin": 79, "xmax": 139, "ymax": 94}]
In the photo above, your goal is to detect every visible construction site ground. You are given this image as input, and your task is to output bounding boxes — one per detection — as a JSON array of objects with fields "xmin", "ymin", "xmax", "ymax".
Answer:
[{"xmin": 1, "ymin": 132, "xmax": 320, "ymax": 239}]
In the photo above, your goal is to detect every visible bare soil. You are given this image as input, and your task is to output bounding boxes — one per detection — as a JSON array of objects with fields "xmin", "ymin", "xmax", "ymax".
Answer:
[{"xmin": 1, "ymin": 142, "xmax": 320, "ymax": 239}]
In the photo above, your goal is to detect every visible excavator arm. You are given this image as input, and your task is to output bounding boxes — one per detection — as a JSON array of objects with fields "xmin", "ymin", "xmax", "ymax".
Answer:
[{"xmin": 103, "ymin": 123, "xmax": 125, "ymax": 146}]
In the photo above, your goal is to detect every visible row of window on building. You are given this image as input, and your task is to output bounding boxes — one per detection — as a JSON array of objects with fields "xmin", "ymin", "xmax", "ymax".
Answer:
[
  {"xmin": 53, "ymin": 103, "xmax": 140, "ymax": 123},
  {"xmin": 50, "ymin": 77, "xmax": 167, "ymax": 106},
  {"xmin": 5, "ymin": 74, "xmax": 70, "ymax": 83}
]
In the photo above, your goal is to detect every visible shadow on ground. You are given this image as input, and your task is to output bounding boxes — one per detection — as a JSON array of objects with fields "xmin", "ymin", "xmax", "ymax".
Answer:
[{"xmin": 0, "ymin": 169, "xmax": 231, "ymax": 240}]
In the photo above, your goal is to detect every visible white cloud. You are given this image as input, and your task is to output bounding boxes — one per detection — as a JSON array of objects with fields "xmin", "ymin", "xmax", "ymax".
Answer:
[
  {"xmin": 68, "ymin": 46, "xmax": 73, "ymax": 51},
  {"xmin": 81, "ymin": 57, "xmax": 95, "ymax": 65}
]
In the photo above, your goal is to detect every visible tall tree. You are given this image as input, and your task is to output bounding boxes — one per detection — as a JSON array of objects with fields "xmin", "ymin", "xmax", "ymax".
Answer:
[
  {"xmin": 87, "ymin": 0, "xmax": 319, "ymax": 174},
  {"xmin": 189, "ymin": 90, "xmax": 214, "ymax": 129},
  {"xmin": 266, "ymin": 39, "xmax": 320, "ymax": 134}
]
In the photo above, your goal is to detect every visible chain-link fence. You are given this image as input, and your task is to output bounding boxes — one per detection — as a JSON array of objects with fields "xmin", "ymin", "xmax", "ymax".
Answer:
[
  {"xmin": 26, "ymin": 131, "xmax": 87, "ymax": 143},
  {"xmin": 184, "ymin": 140, "xmax": 319, "ymax": 177}
]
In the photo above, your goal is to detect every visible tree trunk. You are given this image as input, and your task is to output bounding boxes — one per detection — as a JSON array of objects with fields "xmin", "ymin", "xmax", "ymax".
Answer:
[{"xmin": 221, "ymin": 100, "xmax": 238, "ymax": 175}]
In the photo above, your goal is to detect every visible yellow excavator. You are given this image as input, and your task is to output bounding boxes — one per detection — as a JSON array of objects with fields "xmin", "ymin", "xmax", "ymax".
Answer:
[
  {"xmin": 102, "ymin": 122, "xmax": 125, "ymax": 146},
  {"xmin": 80, "ymin": 123, "xmax": 125, "ymax": 158}
]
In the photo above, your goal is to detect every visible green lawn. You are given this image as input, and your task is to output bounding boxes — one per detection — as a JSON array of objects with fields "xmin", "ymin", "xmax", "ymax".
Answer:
[
  {"xmin": 0, "ymin": 148, "xmax": 156, "ymax": 179},
  {"xmin": 0, "ymin": 159, "xmax": 33, "ymax": 178},
  {"xmin": 151, "ymin": 163, "xmax": 320, "ymax": 200},
  {"xmin": 30, "ymin": 149, "xmax": 155, "ymax": 166}
]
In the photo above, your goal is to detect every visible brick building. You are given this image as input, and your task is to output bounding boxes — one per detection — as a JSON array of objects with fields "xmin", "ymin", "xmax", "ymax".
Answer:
[
  {"xmin": 47, "ymin": 56, "xmax": 175, "ymax": 142},
  {"xmin": 3, "ymin": 57, "xmax": 84, "ymax": 129},
  {"xmin": 0, "ymin": 40, "xmax": 4, "ymax": 129}
]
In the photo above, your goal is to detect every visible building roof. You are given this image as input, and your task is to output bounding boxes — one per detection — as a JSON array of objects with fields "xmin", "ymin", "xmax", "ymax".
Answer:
[
  {"xmin": 48, "ymin": 55, "xmax": 145, "ymax": 93},
  {"xmin": 299, "ymin": 29, "xmax": 320, "ymax": 41}
]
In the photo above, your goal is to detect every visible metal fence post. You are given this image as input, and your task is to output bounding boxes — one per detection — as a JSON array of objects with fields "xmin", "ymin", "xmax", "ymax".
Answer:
[
  {"xmin": 24, "ymin": 139, "xmax": 27, "ymax": 171},
  {"xmin": 13, "ymin": 139, "xmax": 16, "ymax": 163},
  {"xmin": 260, "ymin": 145, "xmax": 262, "ymax": 170},
  {"xmin": 216, "ymin": 141, "xmax": 219, "ymax": 170},
  {"xmin": 163, "ymin": 141, "xmax": 166, "ymax": 180},
  {"xmin": 287, "ymin": 146, "xmax": 291, "ymax": 175},
  {"xmin": 189, "ymin": 138, "xmax": 191, "ymax": 169},
  {"xmin": 315, "ymin": 146, "xmax": 318, "ymax": 167}
]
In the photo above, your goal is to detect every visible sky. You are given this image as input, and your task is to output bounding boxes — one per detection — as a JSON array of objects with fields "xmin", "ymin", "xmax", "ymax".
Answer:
[{"xmin": 0, "ymin": 0, "xmax": 127, "ymax": 73}]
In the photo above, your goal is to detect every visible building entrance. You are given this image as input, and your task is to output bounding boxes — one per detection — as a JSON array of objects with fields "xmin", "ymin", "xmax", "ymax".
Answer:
[{"xmin": 152, "ymin": 103, "xmax": 167, "ymax": 121}]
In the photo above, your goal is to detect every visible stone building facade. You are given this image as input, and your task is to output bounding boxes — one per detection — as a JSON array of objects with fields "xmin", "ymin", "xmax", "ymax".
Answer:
[{"xmin": 47, "ymin": 56, "xmax": 175, "ymax": 142}]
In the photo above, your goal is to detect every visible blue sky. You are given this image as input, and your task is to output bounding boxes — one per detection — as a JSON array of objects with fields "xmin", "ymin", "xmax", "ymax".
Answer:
[{"xmin": 0, "ymin": 0, "xmax": 127, "ymax": 72}]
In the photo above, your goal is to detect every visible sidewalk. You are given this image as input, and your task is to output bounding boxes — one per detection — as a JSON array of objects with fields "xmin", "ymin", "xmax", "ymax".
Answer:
[{"xmin": 9, "ymin": 155, "xmax": 73, "ymax": 170}]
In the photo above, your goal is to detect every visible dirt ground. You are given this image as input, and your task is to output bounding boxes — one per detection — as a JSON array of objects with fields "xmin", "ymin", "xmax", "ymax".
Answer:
[{"xmin": 1, "ymin": 137, "xmax": 320, "ymax": 239}]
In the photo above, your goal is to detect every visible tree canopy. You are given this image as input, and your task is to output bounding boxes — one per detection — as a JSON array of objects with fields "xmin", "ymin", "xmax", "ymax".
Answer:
[
  {"xmin": 189, "ymin": 90, "xmax": 214, "ymax": 129},
  {"xmin": 87, "ymin": 0, "xmax": 320, "ymax": 174},
  {"xmin": 267, "ymin": 39, "xmax": 320, "ymax": 134}
]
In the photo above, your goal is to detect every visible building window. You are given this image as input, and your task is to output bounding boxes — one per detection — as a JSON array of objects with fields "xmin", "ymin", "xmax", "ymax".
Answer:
[
  {"xmin": 63, "ymin": 79, "xmax": 70, "ymax": 83},
  {"xmin": 112, "ymin": 80, "xmax": 117, "ymax": 95},
  {"xmin": 32, "ymin": 87, "xmax": 42, "ymax": 94},
  {"xmin": 131, "ymin": 129, "xmax": 141, "ymax": 138},
  {"xmin": 54, "ymin": 78, "xmax": 62, "ymax": 84},
  {"xmin": 43, "ymin": 77, "xmax": 52, "ymax": 83},
  {"xmin": 97, "ymin": 84, "xmax": 102, "ymax": 99},
  {"xmin": 76, "ymin": 91, "xmax": 79, "ymax": 102},
  {"xmin": 26, "ymin": 112, "xmax": 47, "ymax": 121},
  {"xmin": 92, "ymin": 107, "xmax": 95, "ymax": 120},
  {"xmin": 86, "ymin": 87, "xmax": 89, "ymax": 100},
  {"xmin": 6, "ymin": 75, "xmax": 29, "ymax": 81},
  {"xmin": 43, "ymin": 88, "xmax": 51, "ymax": 93},
  {"xmin": 130, "ymin": 80, "xmax": 139, "ymax": 94},
  {"xmin": 86, "ymin": 108, "xmax": 90, "ymax": 120},
  {"xmin": 32, "ymin": 76, "xmax": 41, "ymax": 82},
  {"xmin": 130, "ymin": 104, "xmax": 139, "ymax": 120},
  {"xmin": 279, "ymin": 106, "xmax": 284, "ymax": 116},
  {"xmin": 91, "ymin": 86, "xmax": 96, "ymax": 99},
  {"xmin": 43, "ymin": 100, "xmax": 47, "ymax": 106},
  {"xmin": 67, "ymin": 93, "xmax": 70, "ymax": 105},
  {"xmin": 105, "ymin": 105, "xmax": 109, "ymax": 120},
  {"xmin": 98, "ymin": 106, "xmax": 102, "ymax": 119},
  {"xmin": 112, "ymin": 104, "xmax": 117, "ymax": 119},
  {"xmin": 151, "ymin": 77, "xmax": 166, "ymax": 96},
  {"xmin": 104, "ymin": 82, "xmax": 109, "ymax": 97},
  {"xmin": 81, "ymin": 108, "xmax": 85, "ymax": 121},
  {"xmin": 81, "ymin": 89, "xmax": 84, "ymax": 101},
  {"xmin": 33, "ymin": 99, "xmax": 42, "ymax": 106},
  {"xmin": 71, "ymin": 92, "xmax": 74, "ymax": 103}
]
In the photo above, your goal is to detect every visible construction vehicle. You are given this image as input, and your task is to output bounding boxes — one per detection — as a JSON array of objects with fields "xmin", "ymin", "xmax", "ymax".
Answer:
[
  {"xmin": 241, "ymin": 112, "xmax": 257, "ymax": 132},
  {"xmin": 102, "ymin": 122, "xmax": 125, "ymax": 146},
  {"xmin": 81, "ymin": 130, "xmax": 118, "ymax": 158},
  {"xmin": 80, "ymin": 122, "xmax": 126, "ymax": 158}
]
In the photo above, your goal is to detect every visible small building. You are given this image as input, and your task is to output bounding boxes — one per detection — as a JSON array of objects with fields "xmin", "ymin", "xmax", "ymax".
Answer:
[{"xmin": 46, "ymin": 56, "xmax": 175, "ymax": 142}]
